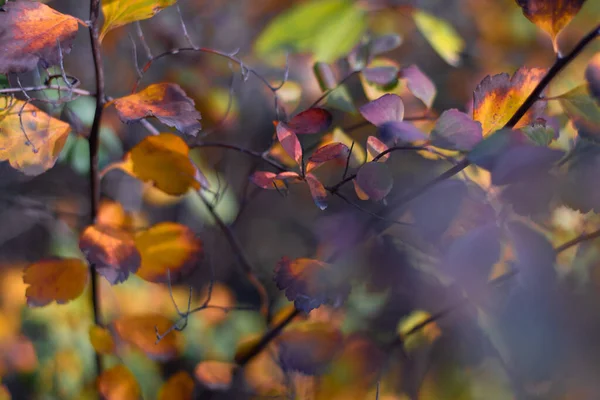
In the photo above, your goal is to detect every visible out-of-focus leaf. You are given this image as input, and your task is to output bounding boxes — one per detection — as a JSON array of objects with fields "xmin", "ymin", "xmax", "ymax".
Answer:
[
  {"xmin": 0, "ymin": 385, "xmax": 9, "ymax": 400},
  {"xmin": 194, "ymin": 361, "xmax": 235, "ymax": 391},
  {"xmin": 313, "ymin": 62, "xmax": 356, "ymax": 113},
  {"xmin": 276, "ymin": 122, "xmax": 303, "ymax": 166},
  {"xmin": 397, "ymin": 310, "xmax": 442, "ymax": 352},
  {"xmin": 307, "ymin": 142, "xmax": 350, "ymax": 172},
  {"xmin": 0, "ymin": 98, "xmax": 71, "ymax": 175},
  {"xmin": 0, "ymin": 1, "xmax": 81, "ymax": 74},
  {"xmin": 399, "ymin": 64, "xmax": 437, "ymax": 109},
  {"xmin": 158, "ymin": 371, "xmax": 194, "ymax": 400},
  {"xmin": 359, "ymin": 58, "xmax": 402, "ymax": 101},
  {"xmin": 114, "ymin": 314, "xmax": 182, "ymax": 361},
  {"xmin": 254, "ymin": 0, "xmax": 366, "ymax": 63},
  {"xmin": 287, "ymin": 108, "xmax": 333, "ymax": 134},
  {"xmin": 100, "ymin": 0, "xmax": 177, "ymax": 42},
  {"xmin": 412, "ymin": 10, "xmax": 465, "ymax": 67},
  {"xmin": 134, "ymin": 222, "xmax": 203, "ymax": 283},
  {"xmin": 473, "ymin": 67, "xmax": 547, "ymax": 135},
  {"xmin": 305, "ymin": 174, "xmax": 328, "ymax": 210},
  {"xmin": 467, "ymin": 129, "xmax": 529, "ymax": 170},
  {"xmin": 558, "ymin": 84, "xmax": 600, "ymax": 142},
  {"xmin": 89, "ymin": 325, "xmax": 116, "ymax": 355},
  {"xmin": 366, "ymin": 135, "xmax": 390, "ymax": 162},
  {"xmin": 559, "ymin": 141, "xmax": 600, "ymax": 212},
  {"xmin": 356, "ymin": 162, "xmax": 393, "ymax": 201},
  {"xmin": 359, "ymin": 94, "xmax": 404, "ymax": 126},
  {"xmin": 587, "ymin": 52, "xmax": 600, "ymax": 102},
  {"xmin": 515, "ymin": 0, "xmax": 586, "ymax": 51},
  {"xmin": 111, "ymin": 83, "xmax": 202, "ymax": 136},
  {"xmin": 520, "ymin": 118, "xmax": 558, "ymax": 145},
  {"xmin": 491, "ymin": 145, "xmax": 564, "ymax": 185},
  {"xmin": 23, "ymin": 258, "xmax": 89, "ymax": 307},
  {"xmin": 378, "ymin": 121, "xmax": 427, "ymax": 144},
  {"xmin": 79, "ymin": 224, "xmax": 141, "ymax": 285},
  {"xmin": 430, "ymin": 109, "xmax": 483, "ymax": 151},
  {"xmin": 277, "ymin": 321, "xmax": 343, "ymax": 375},
  {"xmin": 348, "ymin": 34, "xmax": 403, "ymax": 70},
  {"xmin": 353, "ymin": 179, "xmax": 370, "ymax": 201},
  {"xmin": 362, "ymin": 66, "xmax": 399, "ymax": 86},
  {"xmin": 97, "ymin": 364, "xmax": 141, "ymax": 400}
]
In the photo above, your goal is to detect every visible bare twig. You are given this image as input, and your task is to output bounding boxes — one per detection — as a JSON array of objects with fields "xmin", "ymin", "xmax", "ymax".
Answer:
[
  {"xmin": 555, "ymin": 228, "xmax": 600, "ymax": 253},
  {"xmin": 135, "ymin": 21, "xmax": 153, "ymax": 60},
  {"xmin": 0, "ymin": 85, "xmax": 91, "ymax": 97},
  {"xmin": 195, "ymin": 141, "xmax": 286, "ymax": 171}
]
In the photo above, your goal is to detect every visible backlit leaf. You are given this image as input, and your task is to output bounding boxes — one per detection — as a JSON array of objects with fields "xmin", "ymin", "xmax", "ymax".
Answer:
[
  {"xmin": 353, "ymin": 179, "xmax": 370, "ymax": 201},
  {"xmin": 23, "ymin": 258, "xmax": 89, "ymax": 307},
  {"xmin": 307, "ymin": 142, "xmax": 350, "ymax": 172},
  {"xmin": 158, "ymin": 371, "xmax": 194, "ymax": 400},
  {"xmin": 111, "ymin": 83, "xmax": 202, "ymax": 136},
  {"xmin": 397, "ymin": 310, "xmax": 442, "ymax": 352},
  {"xmin": 276, "ymin": 122, "xmax": 303, "ymax": 166},
  {"xmin": 0, "ymin": 1, "xmax": 80, "ymax": 74},
  {"xmin": 306, "ymin": 174, "xmax": 328, "ymax": 210},
  {"xmin": 515, "ymin": 0, "xmax": 586, "ymax": 51},
  {"xmin": 0, "ymin": 98, "xmax": 71, "ymax": 175},
  {"xmin": 359, "ymin": 94, "xmax": 404, "ymax": 126},
  {"xmin": 356, "ymin": 162, "xmax": 393, "ymax": 201},
  {"xmin": 430, "ymin": 109, "xmax": 483, "ymax": 151},
  {"xmin": 557, "ymin": 84, "xmax": 600, "ymax": 142},
  {"xmin": 89, "ymin": 325, "xmax": 116, "ymax": 355},
  {"xmin": 79, "ymin": 224, "xmax": 141, "ymax": 285},
  {"xmin": 473, "ymin": 67, "xmax": 547, "ymax": 135},
  {"xmin": 113, "ymin": 314, "xmax": 182, "ymax": 361},
  {"xmin": 587, "ymin": 53, "xmax": 600, "ymax": 102},
  {"xmin": 97, "ymin": 364, "xmax": 141, "ymax": 400},
  {"xmin": 194, "ymin": 361, "xmax": 234, "ymax": 391},
  {"xmin": 378, "ymin": 121, "xmax": 426, "ymax": 144},
  {"xmin": 413, "ymin": 10, "xmax": 465, "ymax": 67},
  {"xmin": 249, "ymin": 171, "xmax": 287, "ymax": 191},
  {"xmin": 367, "ymin": 136, "xmax": 390, "ymax": 162},
  {"xmin": 287, "ymin": 108, "xmax": 333, "ymax": 135},
  {"xmin": 399, "ymin": 64, "xmax": 437, "ymax": 109},
  {"xmin": 100, "ymin": 0, "xmax": 177, "ymax": 42},
  {"xmin": 134, "ymin": 222, "xmax": 203, "ymax": 283},
  {"xmin": 491, "ymin": 145, "xmax": 564, "ymax": 185}
]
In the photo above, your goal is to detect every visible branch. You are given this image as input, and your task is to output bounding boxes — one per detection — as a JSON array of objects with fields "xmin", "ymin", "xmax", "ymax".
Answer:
[
  {"xmin": 0, "ymin": 85, "xmax": 91, "ymax": 97},
  {"xmin": 194, "ymin": 141, "xmax": 287, "ymax": 171},
  {"xmin": 555, "ymin": 228, "xmax": 600, "ymax": 253}
]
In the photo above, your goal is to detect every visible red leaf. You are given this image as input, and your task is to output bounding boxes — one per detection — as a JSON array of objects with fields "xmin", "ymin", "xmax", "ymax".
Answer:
[
  {"xmin": 305, "ymin": 174, "xmax": 328, "ymax": 210},
  {"xmin": 306, "ymin": 142, "xmax": 350, "ymax": 172},
  {"xmin": 287, "ymin": 108, "xmax": 333, "ymax": 134},
  {"xmin": 366, "ymin": 136, "xmax": 390, "ymax": 162},
  {"xmin": 250, "ymin": 171, "xmax": 279, "ymax": 189},
  {"xmin": 276, "ymin": 122, "xmax": 303, "ymax": 166},
  {"xmin": 359, "ymin": 94, "xmax": 404, "ymax": 126}
]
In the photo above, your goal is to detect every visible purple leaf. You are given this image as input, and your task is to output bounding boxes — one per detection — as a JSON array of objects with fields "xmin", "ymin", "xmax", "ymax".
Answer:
[
  {"xmin": 305, "ymin": 174, "xmax": 328, "ymax": 210},
  {"xmin": 276, "ymin": 122, "xmax": 303, "ymax": 166},
  {"xmin": 370, "ymin": 34, "xmax": 403, "ymax": 55},
  {"xmin": 491, "ymin": 145, "xmax": 564, "ymax": 186},
  {"xmin": 378, "ymin": 121, "xmax": 426, "ymax": 144},
  {"xmin": 363, "ymin": 66, "xmax": 399, "ymax": 86},
  {"xmin": 430, "ymin": 109, "xmax": 483, "ymax": 151},
  {"xmin": 356, "ymin": 162, "xmax": 393, "ymax": 201},
  {"xmin": 399, "ymin": 65, "xmax": 436, "ymax": 109},
  {"xmin": 359, "ymin": 94, "xmax": 404, "ymax": 126},
  {"xmin": 287, "ymin": 108, "xmax": 333, "ymax": 134}
]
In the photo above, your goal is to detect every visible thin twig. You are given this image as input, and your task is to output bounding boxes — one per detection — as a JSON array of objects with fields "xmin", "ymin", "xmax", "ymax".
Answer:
[
  {"xmin": 135, "ymin": 21, "xmax": 153, "ymax": 60},
  {"xmin": 195, "ymin": 141, "xmax": 286, "ymax": 171},
  {"xmin": 0, "ymin": 85, "xmax": 91, "ymax": 96},
  {"xmin": 555, "ymin": 229, "xmax": 600, "ymax": 253}
]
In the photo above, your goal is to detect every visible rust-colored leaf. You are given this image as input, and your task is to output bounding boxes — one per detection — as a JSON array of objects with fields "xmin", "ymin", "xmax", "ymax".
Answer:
[
  {"xmin": 366, "ymin": 136, "xmax": 389, "ymax": 162},
  {"xmin": 100, "ymin": 0, "xmax": 178, "ymax": 42},
  {"xmin": 515, "ymin": 0, "xmax": 586, "ymax": 51},
  {"xmin": 275, "ymin": 122, "xmax": 303, "ymax": 167},
  {"xmin": 249, "ymin": 171, "xmax": 287, "ymax": 191},
  {"xmin": 0, "ymin": 1, "xmax": 81, "ymax": 74},
  {"xmin": 306, "ymin": 142, "xmax": 350, "ymax": 172},
  {"xmin": 305, "ymin": 174, "xmax": 328, "ymax": 210},
  {"xmin": 0, "ymin": 98, "xmax": 71, "ymax": 175},
  {"xmin": 586, "ymin": 52, "xmax": 600, "ymax": 103},
  {"xmin": 287, "ymin": 108, "xmax": 333, "ymax": 134},
  {"xmin": 113, "ymin": 313, "xmax": 182, "ymax": 361},
  {"xmin": 23, "ymin": 258, "xmax": 89, "ymax": 307},
  {"xmin": 111, "ymin": 83, "xmax": 202, "ymax": 136},
  {"xmin": 158, "ymin": 371, "xmax": 194, "ymax": 400},
  {"xmin": 89, "ymin": 325, "xmax": 116, "ymax": 355},
  {"xmin": 473, "ymin": 67, "xmax": 547, "ymax": 136},
  {"xmin": 194, "ymin": 361, "xmax": 235, "ymax": 391},
  {"xmin": 97, "ymin": 364, "xmax": 141, "ymax": 400},
  {"xmin": 79, "ymin": 224, "xmax": 141, "ymax": 285},
  {"xmin": 134, "ymin": 222, "xmax": 203, "ymax": 283}
]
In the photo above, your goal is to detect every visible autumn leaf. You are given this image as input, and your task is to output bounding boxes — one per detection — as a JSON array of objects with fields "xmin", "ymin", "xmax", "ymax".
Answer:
[
  {"xmin": 473, "ymin": 67, "xmax": 547, "ymax": 135},
  {"xmin": 359, "ymin": 94, "xmax": 404, "ymax": 126},
  {"xmin": 397, "ymin": 310, "xmax": 442, "ymax": 352},
  {"xmin": 366, "ymin": 136, "xmax": 390, "ymax": 162},
  {"xmin": 0, "ymin": 98, "xmax": 71, "ymax": 175},
  {"xmin": 195, "ymin": 361, "xmax": 235, "ymax": 391},
  {"xmin": 111, "ymin": 83, "xmax": 202, "ymax": 136},
  {"xmin": 430, "ymin": 109, "xmax": 483, "ymax": 151},
  {"xmin": 0, "ymin": 1, "xmax": 81, "ymax": 74},
  {"xmin": 515, "ymin": 0, "xmax": 586, "ymax": 52},
  {"xmin": 79, "ymin": 224, "xmax": 141, "ymax": 285},
  {"xmin": 275, "ymin": 122, "xmax": 303, "ymax": 167},
  {"xmin": 97, "ymin": 364, "xmax": 141, "ymax": 400},
  {"xmin": 306, "ymin": 142, "xmax": 350, "ymax": 172},
  {"xmin": 412, "ymin": 9, "xmax": 465, "ymax": 67},
  {"xmin": 586, "ymin": 52, "xmax": 600, "ymax": 103},
  {"xmin": 399, "ymin": 65, "xmax": 437, "ymax": 109},
  {"xmin": 362, "ymin": 66, "xmax": 399, "ymax": 86},
  {"xmin": 287, "ymin": 108, "xmax": 333, "ymax": 134},
  {"xmin": 158, "ymin": 371, "xmax": 195, "ymax": 400},
  {"xmin": 100, "ymin": 0, "xmax": 178, "ymax": 42},
  {"xmin": 113, "ymin": 313, "xmax": 182, "ymax": 360},
  {"xmin": 305, "ymin": 174, "xmax": 328, "ymax": 210},
  {"xmin": 249, "ymin": 171, "xmax": 288, "ymax": 191},
  {"xmin": 23, "ymin": 258, "xmax": 89, "ymax": 307},
  {"xmin": 89, "ymin": 325, "xmax": 116, "ymax": 355},
  {"xmin": 355, "ymin": 161, "xmax": 393, "ymax": 201},
  {"xmin": 134, "ymin": 222, "xmax": 203, "ymax": 283}
]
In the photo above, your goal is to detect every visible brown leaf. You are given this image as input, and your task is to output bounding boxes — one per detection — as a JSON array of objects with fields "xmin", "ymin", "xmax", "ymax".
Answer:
[
  {"xmin": 0, "ymin": 1, "xmax": 81, "ymax": 73},
  {"xmin": 97, "ymin": 364, "xmax": 141, "ymax": 400},
  {"xmin": 111, "ymin": 83, "xmax": 202, "ymax": 136},
  {"xmin": 23, "ymin": 258, "xmax": 89, "ymax": 307}
]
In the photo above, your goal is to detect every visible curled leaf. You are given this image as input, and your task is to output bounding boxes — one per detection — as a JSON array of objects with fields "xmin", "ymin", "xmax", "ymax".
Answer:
[
  {"xmin": 359, "ymin": 94, "xmax": 404, "ymax": 126},
  {"xmin": 276, "ymin": 122, "xmax": 303, "ymax": 166},
  {"xmin": 97, "ymin": 364, "xmax": 141, "ymax": 400},
  {"xmin": 399, "ymin": 65, "xmax": 437, "ymax": 109},
  {"xmin": 288, "ymin": 108, "xmax": 333, "ymax": 134},
  {"xmin": 397, "ymin": 310, "xmax": 442, "ymax": 352},
  {"xmin": 113, "ymin": 314, "xmax": 182, "ymax": 361},
  {"xmin": 430, "ymin": 109, "xmax": 483, "ymax": 151},
  {"xmin": 24, "ymin": 258, "xmax": 89, "ymax": 307},
  {"xmin": 100, "ymin": 0, "xmax": 177, "ymax": 42},
  {"xmin": 355, "ymin": 162, "xmax": 393, "ymax": 201}
]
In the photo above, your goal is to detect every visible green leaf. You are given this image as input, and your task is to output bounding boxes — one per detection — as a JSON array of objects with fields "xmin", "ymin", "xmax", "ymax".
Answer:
[
  {"xmin": 413, "ymin": 9, "xmax": 465, "ymax": 67},
  {"xmin": 558, "ymin": 84, "xmax": 600, "ymax": 142},
  {"xmin": 254, "ymin": 0, "xmax": 366, "ymax": 63}
]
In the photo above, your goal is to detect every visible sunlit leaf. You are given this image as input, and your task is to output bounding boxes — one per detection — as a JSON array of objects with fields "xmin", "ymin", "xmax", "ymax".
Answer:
[
  {"xmin": 491, "ymin": 145, "xmax": 564, "ymax": 185},
  {"xmin": 397, "ymin": 310, "xmax": 442, "ymax": 352},
  {"xmin": 0, "ymin": 98, "xmax": 71, "ymax": 175},
  {"xmin": 79, "ymin": 224, "xmax": 141, "ymax": 285},
  {"xmin": 366, "ymin": 135, "xmax": 390, "ymax": 162},
  {"xmin": 307, "ymin": 142, "xmax": 350, "ymax": 172},
  {"xmin": 97, "ymin": 364, "xmax": 141, "ymax": 400},
  {"xmin": 430, "ymin": 109, "xmax": 483, "ymax": 151},
  {"xmin": 399, "ymin": 64, "xmax": 437, "ymax": 109},
  {"xmin": 412, "ymin": 10, "xmax": 465, "ymax": 67},
  {"xmin": 587, "ymin": 53, "xmax": 600, "ymax": 102},
  {"xmin": 305, "ymin": 174, "xmax": 328, "ymax": 210},
  {"xmin": 277, "ymin": 321, "xmax": 343, "ymax": 375},
  {"xmin": 111, "ymin": 83, "xmax": 202, "ymax": 136},
  {"xmin": 353, "ymin": 179, "xmax": 370, "ymax": 201},
  {"xmin": 249, "ymin": 171, "xmax": 288, "ymax": 191},
  {"xmin": 473, "ymin": 67, "xmax": 547, "ymax": 135},
  {"xmin": 288, "ymin": 108, "xmax": 333, "ymax": 135},
  {"xmin": 0, "ymin": 1, "xmax": 81, "ymax": 74},
  {"xmin": 515, "ymin": 0, "xmax": 586, "ymax": 52},
  {"xmin": 113, "ymin": 314, "xmax": 182, "ymax": 361},
  {"xmin": 89, "ymin": 325, "xmax": 116, "ymax": 355},
  {"xmin": 356, "ymin": 162, "xmax": 393, "ymax": 201},
  {"xmin": 378, "ymin": 121, "xmax": 426, "ymax": 144},
  {"xmin": 276, "ymin": 122, "xmax": 303, "ymax": 166},
  {"xmin": 100, "ymin": 0, "xmax": 177, "ymax": 42},
  {"xmin": 158, "ymin": 371, "xmax": 194, "ymax": 400},
  {"xmin": 194, "ymin": 361, "xmax": 234, "ymax": 391},
  {"xmin": 359, "ymin": 94, "xmax": 404, "ymax": 126},
  {"xmin": 23, "ymin": 258, "xmax": 89, "ymax": 307}
]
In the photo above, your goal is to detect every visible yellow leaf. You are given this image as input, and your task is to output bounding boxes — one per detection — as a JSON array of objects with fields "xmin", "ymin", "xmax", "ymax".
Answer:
[
  {"xmin": 23, "ymin": 258, "xmax": 89, "ymax": 307},
  {"xmin": 134, "ymin": 222, "xmax": 203, "ymax": 283},
  {"xmin": 113, "ymin": 313, "xmax": 183, "ymax": 360},
  {"xmin": 413, "ymin": 10, "xmax": 465, "ymax": 67},
  {"xmin": 0, "ymin": 98, "xmax": 70, "ymax": 175},
  {"xmin": 158, "ymin": 371, "xmax": 194, "ymax": 400},
  {"xmin": 89, "ymin": 325, "xmax": 116, "ymax": 355},
  {"xmin": 97, "ymin": 364, "xmax": 141, "ymax": 400},
  {"xmin": 100, "ymin": 0, "xmax": 177, "ymax": 42},
  {"xmin": 397, "ymin": 310, "xmax": 442, "ymax": 352}
]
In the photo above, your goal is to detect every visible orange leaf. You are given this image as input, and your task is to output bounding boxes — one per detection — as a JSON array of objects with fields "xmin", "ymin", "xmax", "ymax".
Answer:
[
  {"xmin": 23, "ymin": 258, "xmax": 89, "ymax": 307},
  {"xmin": 473, "ymin": 67, "xmax": 547, "ymax": 136},
  {"xmin": 111, "ymin": 83, "xmax": 202, "ymax": 136},
  {"xmin": 194, "ymin": 361, "xmax": 235, "ymax": 391},
  {"xmin": 134, "ymin": 222, "xmax": 203, "ymax": 283},
  {"xmin": 0, "ymin": 98, "xmax": 71, "ymax": 175},
  {"xmin": 97, "ymin": 364, "xmax": 141, "ymax": 400},
  {"xmin": 0, "ymin": 385, "xmax": 10, "ymax": 400},
  {"xmin": 0, "ymin": 1, "xmax": 81, "ymax": 73},
  {"xmin": 113, "ymin": 314, "xmax": 182, "ymax": 361},
  {"xmin": 79, "ymin": 225, "xmax": 141, "ymax": 285},
  {"xmin": 515, "ymin": 0, "xmax": 586, "ymax": 52},
  {"xmin": 158, "ymin": 371, "xmax": 195, "ymax": 400},
  {"xmin": 89, "ymin": 325, "xmax": 116, "ymax": 355}
]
